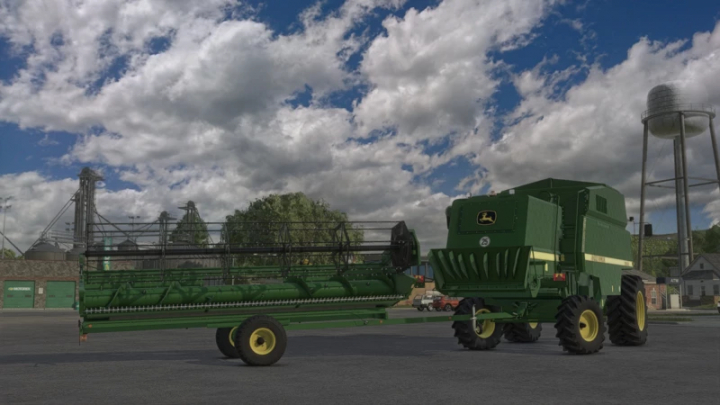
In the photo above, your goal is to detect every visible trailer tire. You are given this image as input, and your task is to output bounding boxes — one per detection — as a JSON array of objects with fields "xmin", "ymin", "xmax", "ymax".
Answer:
[
  {"xmin": 607, "ymin": 275, "xmax": 648, "ymax": 346},
  {"xmin": 215, "ymin": 327, "xmax": 240, "ymax": 358},
  {"xmin": 234, "ymin": 315, "xmax": 287, "ymax": 366},
  {"xmin": 444, "ymin": 304, "xmax": 453, "ymax": 311},
  {"xmin": 452, "ymin": 297, "xmax": 503, "ymax": 350},
  {"xmin": 555, "ymin": 295, "xmax": 605, "ymax": 354},
  {"xmin": 503, "ymin": 322, "xmax": 542, "ymax": 343}
]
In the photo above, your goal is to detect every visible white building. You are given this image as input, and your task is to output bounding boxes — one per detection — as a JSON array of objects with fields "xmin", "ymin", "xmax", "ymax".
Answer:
[{"xmin": 681, "ymin": 254, "xmax": 720, "ymax": 299}]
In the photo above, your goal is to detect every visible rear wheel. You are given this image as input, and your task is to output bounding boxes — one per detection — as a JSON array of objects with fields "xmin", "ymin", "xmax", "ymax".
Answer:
[
  {"xmin": 607, "ymin": 275, "xmax": 648, "ymax": 346},
  {"xmin": 555, "ymin": 295, "xmax": 605, "ymax": 354},
  {"xmin": 503, "ymin": 322, "xmax": 542, "ymax": 343},
  {"xmin": 234, "ymin": 315, "xmax": 288, "ymax": 366},
  {"xmin": 452, "ymin": 297, "xmax": 503, "ymax": 350},
  {"xmin": 215, "ymin": 327, "xmax": 240, "ymax": 358}
]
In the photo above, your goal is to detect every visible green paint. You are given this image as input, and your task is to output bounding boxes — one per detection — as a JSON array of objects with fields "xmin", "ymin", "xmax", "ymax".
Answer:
[
  {"xmin": 431, "ymin": 178, "xmax": 633, "ymax": 323},
  {"xmin": 45, "ymin": 281, "xmax": 76, "ymax": 308},
  {"xmin": 3, "ymin": 281, "xmax": 35, "ymax": 308}
]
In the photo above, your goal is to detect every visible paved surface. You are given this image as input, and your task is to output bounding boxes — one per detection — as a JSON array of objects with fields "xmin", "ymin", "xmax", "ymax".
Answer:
[{"xmin": 1, "ymin": 309, "xmax": 719, "ymax": 405}]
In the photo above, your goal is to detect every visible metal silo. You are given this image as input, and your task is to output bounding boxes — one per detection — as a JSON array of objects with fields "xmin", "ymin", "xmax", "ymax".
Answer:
[{"xmin": 24, "ymin": 241, "xmax": 67, "ymax": 261}]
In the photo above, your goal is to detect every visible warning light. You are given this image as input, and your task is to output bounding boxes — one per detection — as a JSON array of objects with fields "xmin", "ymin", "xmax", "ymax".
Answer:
[{"xmin": 553, "ymin": 273, "xmax": 566, "ymax": 282}]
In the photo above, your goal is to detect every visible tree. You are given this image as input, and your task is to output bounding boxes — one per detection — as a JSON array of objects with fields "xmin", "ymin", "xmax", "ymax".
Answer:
[
  {"xmin": 222, "ymin": 192, "xmax": 364, "ymax": 266},
  {"xmin": 702, "ymin": 225, "xmax": 720, "ymax": 253},
  {"xmin": 1, "ymin": 248, "xmax": 17, "ymax": 259},
  {"xmin": 169, "ymin": 201, "xmax": 209, "ymax": 247}
]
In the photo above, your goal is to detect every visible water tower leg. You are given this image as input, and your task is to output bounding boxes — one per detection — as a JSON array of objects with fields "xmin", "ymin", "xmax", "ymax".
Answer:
[
  {"xmin": 709, "ymin": 116, "xmax": 720, "ymax": 190},
  {"xmin": 678, "ymin": 113, "xmax": 694, "ymax": 268},
  {"xmin": 638, "ymin": 122, "xmax": 649, "ymax": 272}
]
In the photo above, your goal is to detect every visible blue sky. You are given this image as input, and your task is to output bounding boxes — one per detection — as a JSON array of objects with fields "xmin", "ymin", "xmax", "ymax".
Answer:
[{"xmin": 1, "ymin": 0, "xmax": 720, "ymax": 251}]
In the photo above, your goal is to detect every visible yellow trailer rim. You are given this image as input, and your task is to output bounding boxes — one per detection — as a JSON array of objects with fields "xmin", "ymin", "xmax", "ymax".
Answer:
[
  {"xmin": 578, "ymin": 310, "xmax": 599, "ymax": 342},
  {"xmin": 250, "ymin": 328, "xmax": 277, "ymax": 355},
  {"xmin": 474, "ymin": 308, "xmax": 496, "ymax": 339},
  {"xmin": 228, "ymin": 326, "xmax": 238, "ymax": 347},
  {"xmin": 636, "ymin": 291, "xmax": 646, "ymax": 331},
  {"xmin": 528, "ymin": 322, "xmax": 538, "ymax": 329}
]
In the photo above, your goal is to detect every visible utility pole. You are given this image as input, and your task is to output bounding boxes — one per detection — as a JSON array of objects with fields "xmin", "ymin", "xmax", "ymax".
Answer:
[{"xmin": 1, "ymin": 197, "xmax": 13, "ymax": 260}]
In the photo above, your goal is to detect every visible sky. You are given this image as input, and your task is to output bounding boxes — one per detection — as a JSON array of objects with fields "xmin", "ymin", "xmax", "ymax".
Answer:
[{"xmin": 1, "ymin": 0, "xmax": 720, "ymax": 255}]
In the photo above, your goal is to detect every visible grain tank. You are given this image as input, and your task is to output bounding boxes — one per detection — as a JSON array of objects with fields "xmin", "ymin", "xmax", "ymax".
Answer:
[{"xmin": 429, "ymin": 178, "xmax": 648, "ymax": 354}]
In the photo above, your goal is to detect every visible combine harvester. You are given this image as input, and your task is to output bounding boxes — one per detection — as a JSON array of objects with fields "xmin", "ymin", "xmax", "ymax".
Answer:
[{"xmin": 77, "ymin": 178, "xmax": 648, "ymax": 366}]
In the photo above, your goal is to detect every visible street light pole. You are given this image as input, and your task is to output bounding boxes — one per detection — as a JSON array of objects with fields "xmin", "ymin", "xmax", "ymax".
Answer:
[{"xmin": 1, "ymin": 197, "xmax": 13, "ymax": 260}]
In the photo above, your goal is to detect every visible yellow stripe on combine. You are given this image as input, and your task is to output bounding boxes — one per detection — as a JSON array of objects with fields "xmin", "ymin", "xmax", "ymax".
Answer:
[
  {"xmin": 530, "ymin": 251, "xmax": 560, "ymax": 262},
  {"xmin": 584, "ymin": 253, "xmax": 633, "ymax": 268}
]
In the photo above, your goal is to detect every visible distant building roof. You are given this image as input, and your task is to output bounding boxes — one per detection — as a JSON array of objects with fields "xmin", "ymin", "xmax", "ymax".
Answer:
[
  {"xmin": 683, "ymin": 254, "xmax": 720, "ymax": 278},
  {"xmin": 623, "ymin": 269, "xmax": 657, "ymax": 283}
]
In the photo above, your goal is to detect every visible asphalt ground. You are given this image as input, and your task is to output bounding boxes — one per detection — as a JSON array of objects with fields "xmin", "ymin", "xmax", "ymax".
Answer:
[{"xmin": 1, "ymin": 309, "xmax": 719, "ymax": 405}]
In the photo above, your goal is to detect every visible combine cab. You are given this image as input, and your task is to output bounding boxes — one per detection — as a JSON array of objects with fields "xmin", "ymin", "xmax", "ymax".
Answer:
[{"xmin": 430, "ymin": 178, "xmax": 648, "ymax": 354}]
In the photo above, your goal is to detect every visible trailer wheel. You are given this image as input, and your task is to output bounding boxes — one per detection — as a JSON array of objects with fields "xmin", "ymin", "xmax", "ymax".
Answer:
[
  {"xmin": 607, "ymin": 275, "xmax": 648, "ymax": 346},
  {"xmin": 444, "ymin": 304, "xmax": 453, "ymax": 311},
  {"xmin": 503, "ymin": 322, "xmax": 542, "ymax": 343},
  {"xmin": 417, "ymin": 306, "xmax": 424, "ymax": 311},
  {"xmin": 234, "ymin": 315, "xmax": 288, "ymax": 366},
  {"xmin": 215, "ymin": 327, "xmax": 240, "ymax": 358},
  {"xmin": 555, "ymin": 295, "xmax": 605, "ymax": 354},
  {"xmin": 452, "ymin": 297, "xmax": 503, "ymax": 350}
]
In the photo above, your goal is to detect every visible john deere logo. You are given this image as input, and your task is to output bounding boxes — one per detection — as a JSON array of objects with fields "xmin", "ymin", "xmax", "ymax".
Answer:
[{"xmin": 477, "ymin": 210, "xmax": 497, "ymax": 225}]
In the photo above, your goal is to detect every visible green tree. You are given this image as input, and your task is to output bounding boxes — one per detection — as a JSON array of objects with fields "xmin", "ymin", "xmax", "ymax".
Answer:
[
  {"xmin": 1, "ymin": 248, "xmax": 17, "ymax": 259},
  {"xmin": 702, "ymin": 225, "xmax": 720, "ymax": 253},
  {"xmin": 222, "ymin": 192, "xmax": 364, "ymax": 266},
  {"xmin": 170, "ymin": 202, "xmax": 209, "ymax": 247}
]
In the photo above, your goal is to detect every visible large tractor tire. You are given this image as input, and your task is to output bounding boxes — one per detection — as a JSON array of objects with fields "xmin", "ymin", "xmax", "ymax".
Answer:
[
  {"xmin": 607, "ymin": 275, "xmax": 648, "ymax": 346},
  {"xmin": 554, "ymin": 295, "xmax": 605, "ymax": 354},
  {"xmin": 234, "ymin": 315, "xmax": 288, "ymax": 366},
  {"xmin": 452, "ymin": 297, "xmax": 503, "ymax": 350},
  {"xmin": 503, "ymin": 322, "xmax": 542, "ymax": 343},
  {"xmin": 215, "ymin": 327, "xmax": 240, "ymax": 358}
]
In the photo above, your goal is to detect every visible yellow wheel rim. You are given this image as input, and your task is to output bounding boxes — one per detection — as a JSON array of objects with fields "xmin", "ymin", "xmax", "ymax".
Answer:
[
  {"xmin": 578, "ymin": 309, "xmax": 599, "ymax": 342},
  {"xmin": 528, "ymin": 322, "xmax": 538, "ymax": 329},
  {"xmin": 636, "ymin": 291, "xmax": 646, "ymax": 331},
  {"xmin": 475, "ymin": 308, "xmax": 496, "ymax": 339},
  {"xmin": 249, "ymin": 328, "xmax": 276, "ymax": 355},
  {"xmin": 228, "ymin": 326, "xmax": 238, "ymax": 347}
]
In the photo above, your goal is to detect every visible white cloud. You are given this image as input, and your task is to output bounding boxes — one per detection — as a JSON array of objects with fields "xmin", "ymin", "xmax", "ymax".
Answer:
[
  {"xmin": 354, "ymin": 0, "xmax": 560, "ymax": 143},
  {"xmin": 471, "ymin": 23, "xmax": 720, "ymax": 227},
  {"xmin": 3, "ymin": 0, "xmax": 720, "ymax": 259}
]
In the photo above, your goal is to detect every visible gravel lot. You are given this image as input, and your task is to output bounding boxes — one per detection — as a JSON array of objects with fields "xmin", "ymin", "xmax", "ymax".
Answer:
[{"xmin": 1, "ymin": 309, "xmax": 718, "ymax": 405}]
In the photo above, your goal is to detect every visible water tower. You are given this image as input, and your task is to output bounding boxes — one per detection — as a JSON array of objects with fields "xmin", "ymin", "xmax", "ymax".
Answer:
[{"xmin": 638, "ymin": 81, "xmax": 720, "ymax": 276}]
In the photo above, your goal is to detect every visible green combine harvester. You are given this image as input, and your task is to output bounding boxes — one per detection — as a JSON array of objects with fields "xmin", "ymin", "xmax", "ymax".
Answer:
[
  {"xmin": 77, "ymin": 178, "xmax": 647, "ymax": 365},
  {"xmin": 429, "ymin": 178, "xmax": 648, "ymax": 354}
]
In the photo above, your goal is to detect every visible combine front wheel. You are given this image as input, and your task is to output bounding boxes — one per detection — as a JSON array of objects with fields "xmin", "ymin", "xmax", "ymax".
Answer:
[
  {"xmin": 607, "ymin": 275, "xmax": 648, "ymax": 346},
  {"xmin": 554, "ymin": 295, "xmax": 605, "ymax": 354},
  {"xmin": 234, "ymin": 315, "xmax": 288, "ymax": 366},
  {"xmin": 452, "ymin": 297, "xmax": 503, "ymax": 350},
  {"xmin": 215, "ymin": 327, "xmax": 240, "ymax": 358},
  {"xmin": 503, "ymin": 322, "xmax": 542, "ymax": 343}
]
